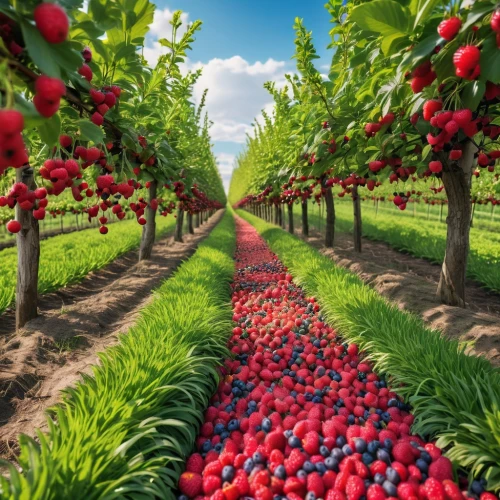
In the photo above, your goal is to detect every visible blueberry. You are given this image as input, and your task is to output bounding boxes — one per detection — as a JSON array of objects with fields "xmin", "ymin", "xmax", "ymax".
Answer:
[
  {"xmin": 243, "ymin": 458, "xmax": 254, "ymax": 474},
  {"xmin": 202, "ymin": 440, "xmax": 211, "ymax": 452},
  {"xmin": 288, "ymin": 435, "xmax": 301, "ymax": 448},
  {"xmin": 332, "ymin": 448, "xmax": 344, "ymax": 461},
  {"xmin": 386, "ymin": 467, "xmax": 401, "ymax": 485},
  {"xmin": 178, "ymin": 495, "xmax": 188, "ymax": 500},
  {"xmin": 325, "ymin": 457, "xmax": 339, "ymax": 471},
  {"xmin": 377, "ymin": 449, "xmax": 391, "ymax": 464},
  {"xmin": 289, "ymin": 371, "xmax": 296, "ymax": 377},
  {"xmin": 222, "ymin": 465, "xmax": 235, "ymax": 483},
  {"xmin": 214, "ymin": 443, "xmax": 223, "ymax": 452},
  {"xmin": 312, "ymin": 396, "xmax": 322, "ymax": 403},
  {"xmin": 362, "ymin": 452, "xmax": 374, "ymax": 465},
  {"xmin": 305, "ymin": 492, "xmax": 316, "ymax": 500},
  {"xmin": 367, "ymin": 440, "xmax": 380, "ymax": 454},
  {"xmin": 347, "ymin": 415, "xmax": 355, "ymax": 425},
  {"xmin": 262, "ymin": 418, "xmax": 272, "ymax": 433},
  {"xmin": 336, "ymin": 436, "xmax": 346, "ymax": 447},
  {"xmin": 381, "ymin": 412, "xmax": 391, "ymax": 423},
  {"xmin": 383, "ymin": 438, "xmax": 393, "ymax": 450},
  {"xmin": 228, "ymin": 419, "xmax": 239, "ymax": 431},
  {"xmin": 220, "ymin": 431, "xmax": 229, "ymax": 440},
  {"xmin": 214, "ymin": 423, "xmax": 225, "ymax": 435},
  {"xmin": 416, "ymin": 459, "xmax": 428, "ymax": 473},
  {"xmin": 315, "ymin": 462, "xmax": 326, "ymax": 475},
  {"xmin": 355, "ymin": 439, "xmax": 367, "ymax": 453},
  {"xmin": 320, "ymin": 445, "xmax": 330, "ymax": 457},
  {"xmin": 420, "ymin": 450, "xmax": 431, "ymax": 464},
  {"xmin": 342, "ymin": 444, "xmax": 353, "ymax": 456},
  {"xmin": 305, "ymin": 392, "xmax": 313, "ymax": 401},
  {"xmin": 388, "ymin": 398, "xmax": 398, "ymax": 408},
  {"xmin": 374, "ymin": 473, "xmax": 385, "ymax": 485},
  {"xmin": 471, "ymin": 480, "xmax": 484, "ymax": 495},
  {"xmin": 304, "ymin": 461, "xmax": 315, "ymax": 473},
  {"xmin": 317, "ymin": 366, "xmax": 325, "ymax": 376},
  {"xmin": 253, "ymin": 451, "xmax": 264, "ymax": 464},
  {"xmin": 383, "ymin": 480, "xmax": 397, "ymax": 497},
  {"xmin": 284, "ymin": 430, "xmax": 293, "ymax": 438},
  {"xmin": 274, "ymin": 465, "xmax": 286, "ymax": 479},
  {"xmin": 297, "ymin": 469, "xmax": 307, "ymax": 480}
]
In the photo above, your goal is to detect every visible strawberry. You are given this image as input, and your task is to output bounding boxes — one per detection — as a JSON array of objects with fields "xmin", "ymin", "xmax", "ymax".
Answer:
[
  {"xmin": 453, "ymin": 46, "xmax": 480, "ymax": 79},
  {"xmin": 202, "ymin": 474, "xmax": 221, "ymax": 495},
  {"xmin": 186, "ymin": 453, "xmax": 204, "ymax": 474},
  {"xmin": 424, "ymin": 477, "xmax": 446, "ymax": 500},
  {"xmin": 423, "ymin": 100, "xmax": 442, "ymax": 121},
  {"xmin": 34, "ymin": 3, "xmax": 69, "ymax": 44},
  {"xmin": 438, "ymin": 17, "xmax": 461, "ymax": 41},
  {"xmin": 442, "ymin": 479, "xmax": 465, "ymax": 500},
  {"xmin": 429, "ymin": 456, "xmax": 453, "ymax": 482},
  {"xmin": 179, "ymin": 472, "xmax": 203, "ymax": 497}
]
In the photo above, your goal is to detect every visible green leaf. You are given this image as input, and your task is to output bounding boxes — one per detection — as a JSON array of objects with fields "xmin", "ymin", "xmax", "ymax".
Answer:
[
  {"xmin": 413, "ymin": 0, "xmax": 441, "ymax": 29},
  {"xmin": 77, "ymin": 120, "xmax": 104, "ymax": 143},
  {"xmin": 38, "ymin": 113, "xmax": 61, "ymax": 147},
  {"xmin": 381, "ymin": 33, "xmax": 408, "ymax": 56},
  {"xmin": 350, "ymin": 0, "xmax": 409, "ymax": 37},
  {"xmin": 20, "ymin": 21, "xmax": 61, "ymax": 78},
  {"xmin": 480, "ymin": 35, "xmax": 500, "ymax": 84},
  {"xmin": 401, "ymin": 33, "xmax": 442, "ymax": 70},
  {"xmin": 461, "ymin": 81, "xmax": 486, "ymax": 111},
  {"xmin": 421, "ymin": 144, "xmax": 432, "ymax": 161}
]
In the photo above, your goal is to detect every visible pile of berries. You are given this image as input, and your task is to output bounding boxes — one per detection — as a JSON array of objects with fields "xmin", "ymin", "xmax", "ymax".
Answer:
[{"xmin": 177, "ymin": 218, "xmax": 495, "ymax": 500}]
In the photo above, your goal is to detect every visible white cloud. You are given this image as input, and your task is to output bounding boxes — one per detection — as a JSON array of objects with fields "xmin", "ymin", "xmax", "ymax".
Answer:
[
  {"xmin": 215, "ymin": 152, "xmax": 236, "ymax": 193},
  {"xmin": 183, "ymin": 56, "xmax": 288, "ymax": 143}
]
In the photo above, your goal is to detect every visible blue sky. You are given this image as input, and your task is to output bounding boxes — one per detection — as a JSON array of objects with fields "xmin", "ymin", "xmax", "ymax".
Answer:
[{"xmin": 144, "ymin": 1, "xmax": 335, "ymax": 192}]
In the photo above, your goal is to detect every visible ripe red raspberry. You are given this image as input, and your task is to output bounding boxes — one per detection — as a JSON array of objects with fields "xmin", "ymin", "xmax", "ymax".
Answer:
[
  {"xmin": 33, "ymin": 3, "xmax": 69, "ymax": 44},
  {"xmin": 78, "ymin": 63, "xmax": 93, "ymax": 82},
  {"xmin": 33, "ymin": 208, "xmax": 46, "ymax": 220},
  {"xmin": 302, "ymin": 431, "xmax": 320, "ymax": 455},
  {"xmin": 0, "ymin": 109, "xmax": 24, "ymax": 137},
  {"xmin": 90, "ymin": 89, "xmax": 105, "ymax": 104},
  {"xmin": 452, "ymin": 109, "xmax": 472, "ymax": 128},
  {"xmin": 91, "ymin": 112, "xmax": 104, "ymax": 126},
  {"xmin": 438, "ymin": 17, "xmax": 461, "ymax": 41},
  {"xmin": 97, "ymin": 104, "xmax": 109, "ymax": 116},
  {"xmin": 366, "ymin": 483, "xmax": 386, "ymax": 500},
  {"xmin": 423, "ymin": 477, "xmax": 446, "ymax": 500},
  {"xmin": 82, "ymin": 46, "xmax": 92, "ymax": 62},
  {"xmin": 34, "ymin": 75, "xmax": 66, "ymax": 117},
  {"xmin": 6, "ymin": 220, "xmax": 21, "ymax": 234},
  {"xmin": 202, "ymin": 474, "xmax": 221, "ymax": 495},
  {"xmin": 104, "ymin": 92, "xmax": 117, "ymax": 107},
  {"xmin": 59, "ymin": 135, "xmax": 72, "ymax": 148},
  {"xmin": 449, "ymin": 149, "xmax": 462, "ymax": 161},
  {"xmin": 423, "ymin": 100, "xmax": 442, "ymax": 121},
  {"xmin": 428, "ymin": 456, "xmax": 453, "ymax": 481},
  {"xmin": 491, "ymin": 10, "xmax": 500, "ymax": 32},
  {"xmin": 453, "ymin": 46, "xmax": 480, "ymax": 78},
  {"xmin": 307, "ymin": 472, "xmax": 325, "ymax": 498},
  {"xmin": 429, "ymin": 161, "xmax": 443, "ymax": 174}
]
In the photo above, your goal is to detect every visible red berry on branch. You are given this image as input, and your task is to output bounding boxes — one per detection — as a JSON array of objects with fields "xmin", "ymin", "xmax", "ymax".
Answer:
[
  {"xmin": 78, "ymin": 63, "xmax": 93, "ymax": 82},
  {"xmin": 429, "ymin": 161, "xmax": 443, "ymax": 173},
  {"xmin": 82, "ymin": 46, "xmax": 92, "ymax": 62},
  {"xmin": 33, "ymin": 3, "xmax": 69, "ymax": 44},
  {"xmin": 453, "ymin": 46, "xmax": 480, "ymax": 79},
  {"xmin": 0, "ymin": 109, "xmax": 24, "ymax": 137},
  {"xmin": 91, "ymin": 112, "xmax": 104, "ymax": 126},
  {"xmin": 438, "ymin": 17, "xmax": 461, "ymax": 41},
  {"xmin": 6, "ymin": 220, "xmax": 21, "ymax": 234},
  {"xmin": 491, "ymin": 10, "xmax": 500, "ymax": 33},
  {"xmin": 59, "ymin": 134, "xmax": 72, "ymax": 148}
]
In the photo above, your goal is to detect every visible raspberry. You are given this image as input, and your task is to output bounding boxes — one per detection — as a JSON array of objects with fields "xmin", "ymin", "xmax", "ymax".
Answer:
[
  {"xmin": 233, "ymin": 470, "xmax": 250, "ymax": 496},
  {"xmin": 59, "ymin": 135, "xmax": 72, "ymax": 148},
  {"xmin": 104, "ymin": 92, "xmax": 117, "ymax": 107},
  {"xmin": 178, "ymin": 471, "xmax": 203, "ymax": 497},
  {"xmin": 6, "ymin": 220, "xmax": 21, "ymax": 234},
  {"xmin": 97, "ymin": 104, "xmax": 109, "ymax": 116},
  {"xmin": 423, "ymin": 100, "xmax": 442, "ymax": 121},
  {"xmin": 90, "ymin": 89, "xmax": 105, "ymax": 104},
  {"xmin": 202, "ymin": 474, "xmax": 221, "ymax": 495},
  {"xmin": 428, "ymin": 456, "xmax": 453, "ymax": 481},
  {"xmin": 365, "ymin": 122, "xmax": 381, "ymax": 137},
  {"xmin": 366, "ymin": 483, "xmax": 386, "ymax": 500},
  {"xmin": 345, "ymin": 475, "xmax": 365, "ymax": 500},
  {"xmin": 33, "ymin": 3, "xmax": 69, "ymax": 44},
  {"xmin": 264, "ymin": 431, "xmax": 286, "ymax": 451},
  {"xmin": 302, "ymin": 431, "xmax": 320, "ymax": 455},
  {"xmin": 438, "ymin": 17, "xmax": 461, "ymax": 41},
  {"xmin": 491, "ymin": 10, "xmax": 500, "ymax": 32},
  {"xmin": 307, "ymin": 472, "xmax": 325, "ymax": 498},
  {"xmin": 453, "ymin": 46, "xmax": 480, "ymax": 79},
  {"xmin": 326, "ymin": 490, "xmax": 348, "ymax": 500},
  {"xmin": 423, "ymin": 477, "xmax": 446, "ymax": 500},
  {"xmin": 392, "ymin": 441, "xmax": 417, "ymax": 465},
  {"xmin": 33, "ymin": 208, "xmax": 46, "ymax": 220},
  {"xmin": 78, "ymin": 63, "xmax": 93, "ymax": 82},
  {"xmin": 91, "ymin": 112, "xmax": 104, "ymax": 126},
  {"xmin": 86, "ymin": 147, "xmax": 101, "ymax": 162},
  {"xmin": 442, "ymin": 480, "xmax": 465, "ymax": 500},
  {"xmin": 34, "ymin": 76, "xmax": 66, "ymax": 118},
  {"xmin": 0, "ymin": 109, "xmax": 24, "ymax": 137},
  {"xmin": 452, "ymin": 109, "xmax": 472, "ymax": 128}
]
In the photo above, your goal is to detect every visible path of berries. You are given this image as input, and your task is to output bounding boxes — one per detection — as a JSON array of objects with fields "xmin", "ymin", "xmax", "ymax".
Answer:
[{"xmin": 177, "ymin": 217, "xmax": 495, "ymax": 500}]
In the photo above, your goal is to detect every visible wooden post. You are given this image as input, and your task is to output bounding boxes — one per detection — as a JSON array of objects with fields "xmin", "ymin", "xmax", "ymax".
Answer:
[
  {"xmin": 139, "ymin": 180, "xmax": 157, "ymax": 261},
  {"xmin": 16, "ymin": 166, "xmax": 40, "ymax": 330},
  {"xmin": 352, "ymin": 185, "xmax": 362, "ymax": 253},
  {"xmin": 301, "ymin": 199, "xmax": 309, "ymax": 237},
  {"xmin": 324, "ymin": 187, "xmax": 335, "ymax": 248},
  {"xmin": 174, "ymin": 205, "xmax": 184, "ymax": 242},
  {"xmin": 439, "ymin": 203, "xmax": 444, "ymax": 223}
]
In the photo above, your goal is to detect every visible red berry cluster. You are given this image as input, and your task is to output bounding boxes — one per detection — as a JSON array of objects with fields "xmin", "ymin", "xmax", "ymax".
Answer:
[
  {"xmin": 89, "ymin": 85, "xmax": 121, "ymax": 125},
  {"xmin": 177, "ymin": 219, "xmax": 495, "ymax": 500},
  {"xmin": 0, "ymin": 110, "xmax": 28, "ymax": 174},
  {"xmin": 409, "ymin": 61, "xmax": 437, "ymax": 94},
  {"xmin": 393, "ymin": 192, "xmax": 411, "ymax": 211}
]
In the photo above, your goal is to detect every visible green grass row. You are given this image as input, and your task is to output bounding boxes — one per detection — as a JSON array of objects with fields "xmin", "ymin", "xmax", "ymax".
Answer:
[
  {"xmin": 239, "ymin": 209, "xmax": 500, "ymax": 492},
  {"xmin": 300, "ymin": 201, "xmax": 500, "ymax": 293},
  {"xmin": 0, "ymin": 210, "xmax": 235, "ymax": 499},
  {"xmin": 0, "ymin": 216, "xmax": 176, "ymax": 315}
]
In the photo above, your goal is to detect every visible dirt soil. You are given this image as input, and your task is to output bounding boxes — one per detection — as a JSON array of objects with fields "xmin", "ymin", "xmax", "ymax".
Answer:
[
  {"xmin": 0, "ymin": 212, "xmax": 223, "ymax": 461},
  {"xmin": 301, "ymin": 229, "xmax": 500, "ymax": 367}
]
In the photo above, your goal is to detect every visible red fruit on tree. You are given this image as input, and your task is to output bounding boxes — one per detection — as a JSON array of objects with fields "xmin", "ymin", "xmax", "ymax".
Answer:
[
  {"xmin": 423, "ymin": 100, "xmax": 442, "ymax": 121},
  {"xmin": 91, "ymin": 112, "xmax": 104, "ymax": 126},
  {"xmin": 438, "ymin": 17, "xmax": 461, "ymax": 41},
  {"xmin": 0, "ymin": 109, "xmax": 24, "ymax": 136},
  {"xmin": 429, "ymin": 161, "xmax": 443, "ymax": 174},
  {"xmin": 6, "ymin": 220, "xmax": 21, "ymax": 233},
  {"xmin": 33, "ymin": 3, "xmax": 69, "ymax": 44},
  {"xmin": 78, "ymin": 63, "xmax": 93, "ymax": 82},
  {"xmin": 453, "ymin": 46, "xmax": 481, "ymax": 79},
  {"xmin": 59, "ymin": 135, "xmax": 72, "ymax": 148},
  {"xmin": 99, "ymin": 226, "xmax": 108, "ymax": 235},
  {"xmin": 449, "ymin": 150, "xmax": 462, "ymax": 161},
  {"xmin": 491, "ymin": 10, "xmax": 500, "ymax": 32}
]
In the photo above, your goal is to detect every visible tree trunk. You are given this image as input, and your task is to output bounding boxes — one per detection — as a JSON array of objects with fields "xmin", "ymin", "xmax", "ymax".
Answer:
[
  {"xmin": 174, "ymin": 206, "xmax": 184, "ymax": 243},
  {"xmin": 287, "ymin": 203, "xmax": 294, "ymax": 234},
  {"xmin": 139, "ymin": 180, "xmax": 157, "ymax": 261},
  {"xmin": 437, "ymin": 142, "xmax": 475, "ymax": 307},
  {"xmin": 440, "ymin": 203, "xmax": 444, "ymax": 223},
  {"xmin": 195, "ymin": 211, "xmax": 200, "ymax": 228},
  {"xmin": 187, "ymin": 212, "xmax": 194, "ymax": 234},
  {"xmin": 301, "ymin": 199, "xmax": 309, "ymax": 237},
  {"xmin": 16, "ymin": 166, "xmax": 40, "ymax": 330},
  {"xmin": 280, "ymin": 205, "xmax": 286, "ymax": 229},
  {"xmin": 470, "ymin": 202, "xmax": 475, "ymax": 228},
  {"xmin": 273, "ymin": 205, "xmax": 278, "ymax": 225},
  {"xmin": 324, "ymin": 187, "xmax": 335, "ymax": 248},
  {"xmin": 352, "ymin": 185, "xmax": 362, "ymax": 253},
  {"xmin": 204, "ymin": 211, "xmax": 209, "ymax": 222}
]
